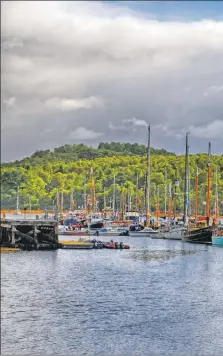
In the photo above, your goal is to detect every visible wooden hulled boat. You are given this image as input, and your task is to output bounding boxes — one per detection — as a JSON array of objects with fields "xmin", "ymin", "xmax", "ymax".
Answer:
[{"xmin": 182, "ymin": 226, "xmax": 212, "ymax": 244}]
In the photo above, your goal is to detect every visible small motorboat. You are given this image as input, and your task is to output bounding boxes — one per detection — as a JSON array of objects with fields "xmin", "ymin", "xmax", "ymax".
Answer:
[
  {"xmin": 90, "ymin": 239, "xmax": 104, "ymax": 249},
  {"xmin": 103, "ymin": 241, "xmax": 130, "ymax": 249}
]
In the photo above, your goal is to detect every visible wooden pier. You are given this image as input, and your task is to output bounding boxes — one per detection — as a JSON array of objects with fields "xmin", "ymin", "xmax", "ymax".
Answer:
[{"xmin": 0, "ymin": 219, "xmax": 60, "ymax": 250}]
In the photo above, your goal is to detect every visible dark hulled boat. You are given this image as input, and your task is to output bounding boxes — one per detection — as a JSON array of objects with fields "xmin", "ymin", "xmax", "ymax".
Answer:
[{"xmin": 182, "ymin": 226, "xmax": 212, "ymax": 244}]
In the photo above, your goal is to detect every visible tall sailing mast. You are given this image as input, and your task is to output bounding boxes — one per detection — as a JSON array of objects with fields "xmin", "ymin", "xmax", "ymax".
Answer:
[
  {"xmin": 90, "ymin": 167, "xmax": 96, "ymax": 213},
  {"xmin": 215, "ymin": 167, "xmax": 219, "ymax": 222},
  {"xmin": 16, "ymin": 185, "xmax": 20, "ymax": 214},
  {"xmin": 135, "ymin": 173, "xmax": 139, "ymax": 213},
  {"xmin": 156, "ymin": 185, "xmax": 160, "ymax": 224},
  {"xmin": 70, "ymin": 190, "xmax": 74, "ymax": 211},
  {"xmin": 164, "ymin": 167, "xmax": 167, "ymax": 217},
  {"xmin": 183, "ymin": 132, "xmax": 190, "ymax": 224},
  {"xmin": 145, "ymin": 125, "xmax": 151, "ymax": 226},
  {"xmin": 206, "ymin": 142, "xmax": 211, "ymax": 220},
  {"xmin": 61, "ymin": 191, "xmax": 64, "ymax": 213},
  {"xmin": 103, "ymin": 187, "xmax": 106, "ymax": 212},
  {"xmin": 112, "ymin": 174, "xmax": 116, "ymax": 216},
  {"xmin": 168, "ymin": 183, "xmax": 173, "ymax": 218},
  {"xmin": 173, "ymin": 174, "xmax": 179, "ymax": 218},
  {"xmin": 195, "ymin": 167, "xmax": 199, "ymax": 219},
  {"xmin": 83, "ymin": 177, "xmax": 87, "ymax": 212}
]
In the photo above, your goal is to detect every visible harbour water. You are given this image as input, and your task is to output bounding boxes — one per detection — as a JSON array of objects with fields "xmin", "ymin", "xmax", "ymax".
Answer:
[{"xmin": 1, "ymin": 236, "xmax": 223, "ymax": 355}]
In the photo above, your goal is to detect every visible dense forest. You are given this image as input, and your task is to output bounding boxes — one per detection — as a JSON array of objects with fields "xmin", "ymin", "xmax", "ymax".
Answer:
[{"xmin": 1, "ymin": 142, "xmax": 223, "ymax": 214}]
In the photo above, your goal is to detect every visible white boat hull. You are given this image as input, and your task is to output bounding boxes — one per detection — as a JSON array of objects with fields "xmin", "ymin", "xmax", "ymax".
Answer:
[
  {"xmin": 129, "ymin": 231, "xmax": 158, "ymax": 237},
  {"xmin": 89, "ymin": 230, "xmax": 128, "ymax": 237},
  {"xmin": 151, "ymin": 228, "xmax": 185, "ymax": 240}
]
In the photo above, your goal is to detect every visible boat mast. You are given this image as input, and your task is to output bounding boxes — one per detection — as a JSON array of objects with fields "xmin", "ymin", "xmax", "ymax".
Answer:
[
  {"xmin": 173, "ymin": 174, "xmax": 178, "ymax": 219},
  {"xmin": 90, "ymin": 167, "xmax": 95, "ymax": 213},
  {"xmin": 122, "ymin": 186, "xmax": 126, "ymax": 220},
  {"xmin": 135, "ymin": 173, "xmax": 139, "ymax": 213},
  {"xmin": 206, "ymin": 142, "xmax": 211, "ymax": 221},
  {"xmin": 16, "ymin": 185, "xmax": 20, "ymax": 214},
  {"xmin": 145, "ymin": 125, "xmax": 151, "ymax": 226},
  {"xmin": 215, "ymin": 167, "xmax": 219, "ymax": 222},
  {"xmin": 61, "ymin": 191, "xmax": 64, "ymax": 214},
  {"xmin": 120, "ymin": 182, "xmax": 123, "ymax": 221},
  {"xmin": 112, "ymin": 174, "xmax": 116, "ymax": 217},
  {"xmin": 183, "ymin": 132, "xmax": 189, "ymax": 224},
  {"xmin": 56, "ymin": 187, "xmax": 59, "ymax": 208},
  {"xmin": 55, "ymin": 187, "xmax": 59, "ymax": 219},
  {"xmin": 83, "ymin": 177, "xmax": 87, "ymax": 213},
  {"xmin": 128, "ymin": 185, "xmax": 132, "ymax": 211},
  {"xmin": 70, "ymin": 191, "xmax": 73, "ymax": 211},
  {"xmin": 164, "ymin": 168, "xmax": 167, "ymax": 217},
  {"xmin": 195, "ymin": 167, "xmax": 199, "ymax": 219},
  {"xmin": 168, "ymin": 183, "xmax": 173, "ymax": 218},
  {"xmin": 156, "ymin": 185, "xmax": 160, "ymax": 225},
  {"xmin": 104, "ymin": 187, "xmax": 106, "ymax": 212}
]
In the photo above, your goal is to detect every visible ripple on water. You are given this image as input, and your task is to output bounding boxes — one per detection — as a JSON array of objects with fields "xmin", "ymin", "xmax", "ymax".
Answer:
[
  {"xmin": 1, "ymin": 239, "xmax": 223, "ymax": 355},
  {"xmin": 123, "ymin": 247, "xmax": 197, "ymax": 263}
]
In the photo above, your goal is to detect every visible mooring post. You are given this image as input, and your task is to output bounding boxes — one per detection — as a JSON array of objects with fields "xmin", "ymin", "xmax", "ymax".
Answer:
[
  {"xmin": 11, "ymin": 226, "xmax": 16, "ymax": 246},
  {"xmin": 34, "ymin": 224, "xmax": 39, "ymax": 249},
  {"xmin": 55, "ymin": 223, "xmax": 59, "ymax": 242}
]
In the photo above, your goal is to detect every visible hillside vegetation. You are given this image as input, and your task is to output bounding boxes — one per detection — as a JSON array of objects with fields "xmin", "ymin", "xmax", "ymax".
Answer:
[{"xmin": 1, "ymin": 143, "xmax": 223, "ymax": 213}]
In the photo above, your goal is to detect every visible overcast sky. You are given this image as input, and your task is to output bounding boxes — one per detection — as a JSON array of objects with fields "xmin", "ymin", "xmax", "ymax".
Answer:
[{"xmin": 1, "ymin": 1, "xmax": 223, "ymax": 162}]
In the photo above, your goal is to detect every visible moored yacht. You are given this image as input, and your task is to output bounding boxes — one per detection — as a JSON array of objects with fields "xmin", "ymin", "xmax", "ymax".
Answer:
[{"xmin": 129, "ymin": 225, "xmax": 158, "ymax": 237}]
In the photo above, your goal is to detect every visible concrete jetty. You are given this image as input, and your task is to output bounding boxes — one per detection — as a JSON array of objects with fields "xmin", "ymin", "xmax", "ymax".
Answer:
[{"xmin": 0, "ymin": 219, "xmax": 59, "ymax": 250}]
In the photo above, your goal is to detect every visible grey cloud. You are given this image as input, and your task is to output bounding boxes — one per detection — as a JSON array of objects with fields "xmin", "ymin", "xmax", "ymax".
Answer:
[{"xmin": 1, "ymin": 1, "xmax": 223, "ymax": 162}]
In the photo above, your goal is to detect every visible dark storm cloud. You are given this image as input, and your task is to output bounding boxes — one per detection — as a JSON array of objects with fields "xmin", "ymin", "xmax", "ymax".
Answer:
[{"xmin": 1, "ymin": 1, "xmax": 223, "ymax": 161}]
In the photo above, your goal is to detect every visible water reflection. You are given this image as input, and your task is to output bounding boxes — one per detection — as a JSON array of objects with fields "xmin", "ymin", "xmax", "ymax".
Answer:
[{"xmin": 125, "ymin": 248, "xmax": 197, "ymax": 263}]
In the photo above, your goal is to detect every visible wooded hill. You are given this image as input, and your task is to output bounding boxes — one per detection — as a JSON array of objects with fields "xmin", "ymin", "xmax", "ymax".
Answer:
[{"xmin": 1, "ymin": 142, "xmax": 223, "ymax": 212}]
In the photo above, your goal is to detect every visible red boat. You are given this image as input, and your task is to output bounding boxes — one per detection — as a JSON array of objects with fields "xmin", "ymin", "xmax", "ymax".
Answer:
[{"xmin": 103, "ymin": 242, "xmax": 130, "ymax": 249}]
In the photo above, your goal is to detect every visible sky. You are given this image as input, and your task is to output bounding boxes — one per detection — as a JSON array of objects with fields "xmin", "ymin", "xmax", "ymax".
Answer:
[{"xmin": 1, "ymin": 1, "xmax": 223, "ymax": 161}]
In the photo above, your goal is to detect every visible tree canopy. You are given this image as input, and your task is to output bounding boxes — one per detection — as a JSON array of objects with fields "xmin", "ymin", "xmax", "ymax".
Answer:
[{"xmin": 1, "ymin": 143, "xmax": 222, "ymax": 214}]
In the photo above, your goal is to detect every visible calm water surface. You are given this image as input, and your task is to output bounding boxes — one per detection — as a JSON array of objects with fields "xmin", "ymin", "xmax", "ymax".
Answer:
[{"xmin": 1, "ymin": 237, "xmax": 223, "ymax": 355}]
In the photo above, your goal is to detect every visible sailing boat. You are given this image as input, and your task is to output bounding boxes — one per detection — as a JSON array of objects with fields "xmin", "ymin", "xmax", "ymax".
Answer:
[
  {"xmin": 152, "ymin": 133, "xmax": 189, "ymax": 240},
  {"xmin": 151, "ymin": 181, "xmax": 185, "ymax": 240},
  {"xmin": 129, "ymin": 125, "xmax": 158, "ymax": 237},
  {"xmin": 14, "ymin": 185, "xmax": 21, "ymax": 215},
  {"xmin": 88, "ymin": 167, "xmax": 104, "ymax": 229},
  {"xmin": 183, "ymin": 142, "xmax": 213, "ymax": 244}
]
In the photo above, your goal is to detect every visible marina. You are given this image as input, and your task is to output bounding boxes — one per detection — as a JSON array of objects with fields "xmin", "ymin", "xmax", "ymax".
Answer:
[{"xmin": 2, "ymin": 1, "xmax": 223, "ymax": 355}]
